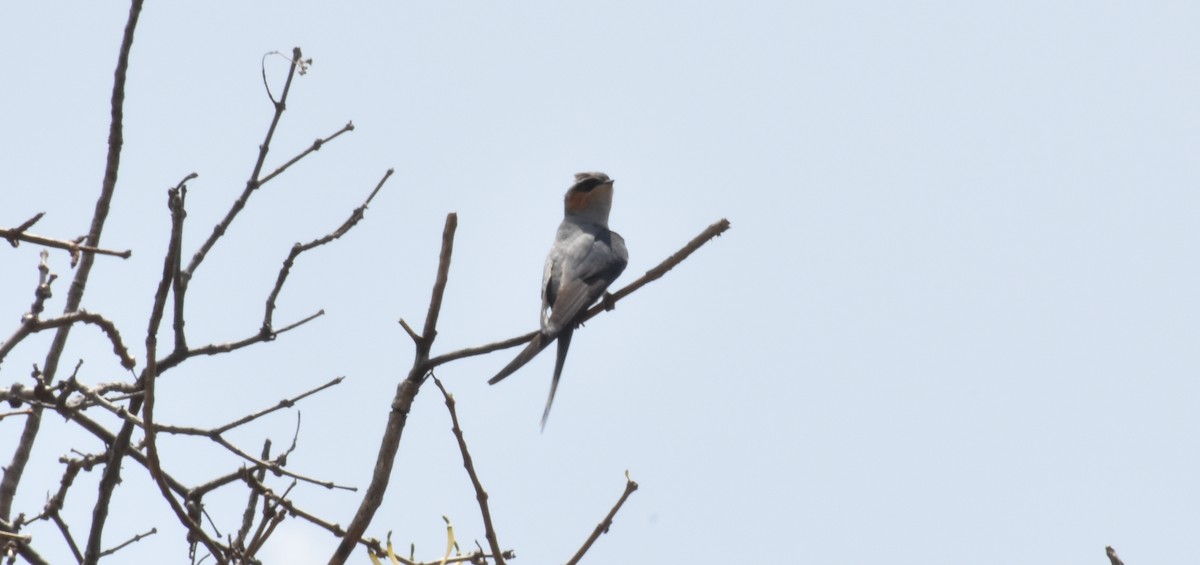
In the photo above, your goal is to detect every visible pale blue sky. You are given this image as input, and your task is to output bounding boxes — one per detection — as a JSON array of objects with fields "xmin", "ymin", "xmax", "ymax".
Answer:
[{"xmin": 2, "ymin": 2, "xmax": 1198, "ymax": 564}]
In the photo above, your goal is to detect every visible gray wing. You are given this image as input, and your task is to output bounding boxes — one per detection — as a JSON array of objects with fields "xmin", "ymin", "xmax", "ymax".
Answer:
[{"xmin": 543, "ymin": 229, "xmax": 628, "ymax": 335}]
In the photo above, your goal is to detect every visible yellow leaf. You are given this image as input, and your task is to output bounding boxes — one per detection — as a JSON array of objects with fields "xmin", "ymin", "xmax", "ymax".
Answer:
[{"xmin": 438, "ymin": 516, "xmax": 456, "ymax": 565}]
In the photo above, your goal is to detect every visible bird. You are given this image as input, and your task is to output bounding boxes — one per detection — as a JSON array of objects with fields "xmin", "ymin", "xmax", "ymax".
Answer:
[{"xmin": 489, "ymin": 172, "xmax": 629, "ymax": 430}]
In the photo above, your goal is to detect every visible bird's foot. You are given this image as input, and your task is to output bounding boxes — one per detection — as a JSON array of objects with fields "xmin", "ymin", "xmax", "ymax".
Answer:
[{"xmin": 601, "ymin": 292, "xmax": 618, "ymax": 311}]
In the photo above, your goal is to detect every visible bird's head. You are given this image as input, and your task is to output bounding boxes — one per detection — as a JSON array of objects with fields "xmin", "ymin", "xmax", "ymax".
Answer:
[{"xmin": 563, "ymin": 172, "xmax": 615, "ymax": 226}]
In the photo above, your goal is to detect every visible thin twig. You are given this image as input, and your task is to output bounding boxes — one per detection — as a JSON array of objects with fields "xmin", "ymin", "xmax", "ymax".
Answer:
[
  {"xmin": 421, "ymin": 214, "xmax": 457, "ymax": 346},
  {"xmin": 96, "ymin": 527, "xmax": 157, "ymax": 557},
  {"xmin": 425, "ymin": 331, "xmax": 537, "ymax": 370},
  {"xmin": 0, "ymin": 310, "xmax": 137, "ymax": 369},
  {"xmin": 70, "ymin": 382, "xmax": 353, "ymax": 491},
  {"xmin": 0, "ymin": 409, "xmax": 34, "ymax": 421},
  {"xmin": 0, "ymin": 225, "xmax": 132, "ymax": 259},
  {"xmin": 398, "ymin": 319, "xmax": 423, "ymax": 345},
  {"xmin": 170, "ymin": 173, "xmax": 197, "ymax": 355},
  {"xmin": 565, "ymin": 472, "xmax": 639, "ymax": 565},
  {"xmin": 183, "ymin": 46, "xmax": 306, "ymax": 282},
  {"xmin": 50, "ymin": 513, "xmax": 84, "ymax": 562},
  {"xmin": 8, "ymin": 212, "xmax": 46, "ymax": 238},
  {"xmin": 155, "ymin": 310, "xmax": 324, "ymax": 374},
  {"xmin": 213, "ymin": 376, "xmax": 344, "ymax": 434},
  {"xmin": 431, "ymin": 377, "xmax": 505, "ymax": 565},
  {"xmin": 263, "ymin": 168, "xmax": 393, "ymax": 332},
  {"xmin": 257, "ymin": 122, "xmax": 355, "ymax": 187}
]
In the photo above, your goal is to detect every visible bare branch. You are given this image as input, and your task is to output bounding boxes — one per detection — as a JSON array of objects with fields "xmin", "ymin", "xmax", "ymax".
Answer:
[
  {"xmin": 183, "ymin": 46, "xmax": 307, "ymax": 281},
  {"xmin": 0, "ymin": 215, "xmax": 132, "ymax": 259},
  {"xmin": 431, "ymin": 377, "xmax": 505, "ymax": 565},
  {"xmin": 243, "ymin": 479, "xmax": 290, "ymax": 558},
  {"xmin": 170, "ymin": 173, "xmax": 198, "ymax": 355},
  {"xmin": 263, "ymin": 168, "xmax": 393, "ymax": 332},
  {"xmin": 0, "ymin": 525, "xmax": 32, "ymax": 544},
  {"xmin": 4, "ymin": 0, "xmax": 145, "ymax": 527},
  {"xmin": 142, "ymin": 182, "xmax": 227, "ymax": 561},
  {"xmin": 0, "ymin": 310, "xmax": 137, "ymax": 369},
  {"xmin": 398, "ymin": 318, "xmax": 423, "ymax": 345},
  {"xmin": 257, "ymin": 122, "xmax": 355, "ymax": 187},
  {"xmin": 581, "ymin": 218, "xmax": 730, "ymax": 324},
  {"xmin": 331, "ymin": 213, "xmax": 459, "ymax": 565},
  {"xmin": 421, "ymin": 214, "xmax": 457, "ymax": 346},
  {"xmin": 156, "ymin": 310, "xmax": 324, "ymax": 374},
  {"xmin": 53, "ymin": 410, "xmax": 190, "ymax": 497},
  {"xmin": 1107, "ymin": 546, "xmax": 1125, "ymax": 565},
  {"xmin": 20, "ymin": 452, "xmax": 103, "ymax": 562},
  {"xmin": 49, "ymin": 512, "xmax": 84, "ymax": 562},
  {"xmin": 0, "ymin": 409, "xmax": 34, "ymax": 421},
  {"xmin": 213, "ymin": 376, "xmax": 343, "ymax": 435},
  {"xmin": 243, "ymin": 473, "xmax": 385, "ymax": 557},
  {"xmin": 235, "ymin": 441, "xmax": 272, "ymax": 550},
  {"xmin": 26, "ymin": 251, "xmax": 55, "ymax": 319},
  {"xmin": 565, "ymin": 472, "xmax": 639, "ymax": 565},
  {"xmin": 3, "ymin": 527, "xmax": 51, "ymax": 565},
  {"xmin": 97, "ymin": 527, "xmax": 157, "ymax": 558},
  {"xmin": 428, "ymin": 218, "xmax": 731, "ymax": 370},
  {"xmin": 8, "ymin": 212, "xmax": 45, "ymax": 238},
  {"xmin": 70, "ymin": 382, "xmax": 354, "ymax": 492},
  {"xmin": 426, "ymin": 331, "xmax": 537, "ymax": 369}
]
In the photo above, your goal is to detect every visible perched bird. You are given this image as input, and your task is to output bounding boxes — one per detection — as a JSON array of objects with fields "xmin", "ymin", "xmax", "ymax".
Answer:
[{"xmin": 489, "ymin": 172, "xmax": 629, "ymax": 430}]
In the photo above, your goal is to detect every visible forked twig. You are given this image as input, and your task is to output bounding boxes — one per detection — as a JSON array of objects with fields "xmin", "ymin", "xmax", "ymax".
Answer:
[
  {"xmin": 331, "ymin": 213, "xmax": 458, "ymax": 564},
  {"xmin": 263, "ymin": 168, "xmax": 393, "ymax": 332}
]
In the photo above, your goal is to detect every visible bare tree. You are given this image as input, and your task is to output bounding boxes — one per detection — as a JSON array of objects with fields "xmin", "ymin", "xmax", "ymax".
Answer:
[{"xmin": 0, "ymin": 2, "xmax": 729, "ymax": 564}]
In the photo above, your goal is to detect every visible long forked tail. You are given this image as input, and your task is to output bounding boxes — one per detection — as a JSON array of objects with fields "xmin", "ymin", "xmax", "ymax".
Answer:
[
  {"xmin": 488, "ymin": 333, "xmax": 552, "ymax": 385},
  {"xmin": 540, "ymin": 328, "xmax": 574, "ymax": 431}
]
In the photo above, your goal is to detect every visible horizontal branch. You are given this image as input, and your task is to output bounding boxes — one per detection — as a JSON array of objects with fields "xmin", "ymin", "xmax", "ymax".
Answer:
[
  {"xmin": 69, "ymin": 382, "xmax": 353, "ymax": 491},
  {"xmin": 1, "ymin": 213, "xmax": 132, "ymax": 260},
  {"xmin": 156, "ymin": 310, "xmax": 324, "ymax": 374},
  {"xmin": 425, "ymin": 331, "xmax": 537, "ymax": 369},
  {"xmin": 426, "ymin": 218, "xmax": 731, "ymax": 369}
]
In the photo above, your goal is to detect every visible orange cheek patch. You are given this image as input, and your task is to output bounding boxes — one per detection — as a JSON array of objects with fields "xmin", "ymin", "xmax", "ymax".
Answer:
[{"xmin": 566, "ymin": 191, "xmax": 591, "ymax": 212}]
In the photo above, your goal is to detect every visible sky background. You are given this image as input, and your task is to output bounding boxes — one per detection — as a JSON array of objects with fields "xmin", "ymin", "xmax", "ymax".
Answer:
[{"xmin": 2, "ymin": 1, "xmax": 1198, "ymax": 564}]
